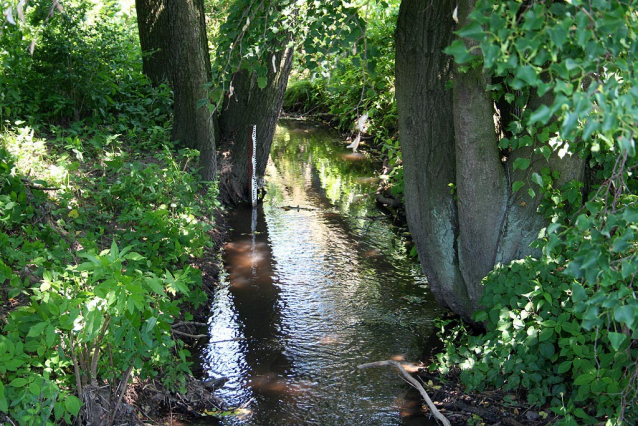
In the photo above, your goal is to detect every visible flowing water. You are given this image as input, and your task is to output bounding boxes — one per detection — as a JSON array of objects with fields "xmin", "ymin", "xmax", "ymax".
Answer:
[{"xmin": 199, "ymin": 119, "xmax": 444, "ymax": 425}]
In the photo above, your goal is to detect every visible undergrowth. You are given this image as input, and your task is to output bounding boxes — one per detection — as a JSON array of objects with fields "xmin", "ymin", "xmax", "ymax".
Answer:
[
  {"xmin": 0, "ymin": 116, "xmax": 220, "ymax": 424},
  {"xmin": 0, "ymin": 0, "xmax": 220, "ymax": 419}
]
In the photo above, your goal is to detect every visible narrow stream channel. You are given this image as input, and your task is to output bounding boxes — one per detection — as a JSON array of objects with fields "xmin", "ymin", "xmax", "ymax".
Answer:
[{"xmin": 200, "ymin": 119, "xmax": 444, "ymax": 425}]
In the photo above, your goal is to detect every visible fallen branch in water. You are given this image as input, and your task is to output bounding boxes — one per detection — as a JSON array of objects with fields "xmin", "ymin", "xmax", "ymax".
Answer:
[
  {"xmin": 171, "ymin": 321, "xmax": 208, "ymax": 329},
  {"xmin": 171, "ymin": 329, "xmax": 208, "ymax": 339},
  {"xmin": 358, "ymin": 360, "xmax": 451, "ymax": 426}
]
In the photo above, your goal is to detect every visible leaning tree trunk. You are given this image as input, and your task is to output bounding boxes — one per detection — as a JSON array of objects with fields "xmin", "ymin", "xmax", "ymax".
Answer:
[
  {"xmin": 135, "ymin": 0, "xmax": 171, "ymax": 85},
  {"xmin": 395, "ymin": 0, "xmax": 586, "ymax": 322},
  {"xmin": 136, "ymin": 0, "xmax": 217, "ymax": 181},
  {"xmin": 218, "ymin": 43, "xmax": 294, "ymax": 205}
]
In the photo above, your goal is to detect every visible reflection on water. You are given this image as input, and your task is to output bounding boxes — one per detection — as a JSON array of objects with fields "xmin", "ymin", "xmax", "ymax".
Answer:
[{"xmin": 200, "ymin": 119, "xmax": 444, "ymax": 425}]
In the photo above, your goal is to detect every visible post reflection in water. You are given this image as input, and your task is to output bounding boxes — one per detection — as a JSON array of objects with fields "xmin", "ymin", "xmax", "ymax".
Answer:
[{"xmin": 201, "ymin": 119, "xmax": 444, "ymax": 425}]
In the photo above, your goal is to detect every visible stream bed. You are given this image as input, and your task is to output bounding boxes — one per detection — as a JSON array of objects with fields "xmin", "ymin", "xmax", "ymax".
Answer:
[{"xmin": 199, "ymin": 119, "xmax": 444, "ymax": 425}]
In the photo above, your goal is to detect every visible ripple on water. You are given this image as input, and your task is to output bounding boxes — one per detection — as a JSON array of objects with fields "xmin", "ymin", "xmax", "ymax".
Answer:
[{"xmin": 200, "ymin": 120, "xmax": 443, "ymax": 426}]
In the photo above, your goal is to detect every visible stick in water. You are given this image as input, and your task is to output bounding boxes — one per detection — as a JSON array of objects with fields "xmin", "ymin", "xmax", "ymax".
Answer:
[{"xmin": 358, "ymin": 360, "xmax": 451, "ymax": 426}]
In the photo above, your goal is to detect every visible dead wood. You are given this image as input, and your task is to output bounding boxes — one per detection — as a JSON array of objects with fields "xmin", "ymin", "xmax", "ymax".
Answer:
[{"xmin": 358, "ymin": 360, "xmax": 451, "ymax": 426}]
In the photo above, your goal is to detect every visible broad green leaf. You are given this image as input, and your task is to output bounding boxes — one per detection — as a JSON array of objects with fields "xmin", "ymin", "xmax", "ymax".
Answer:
[
  {"xmin": 443, "ymin": 39, "xmax": 475, "ymax": 64},
  {"xmin": 456, "ymin": 21, "xmax": 484, "ymax": 41},
  {"xmin": 9, "ymin": 378, "xmax": 27, "ymax": 388},
  {"xmin": 512, "ymin": 157, "xmax": 530, "ymax": 171},
  {"xmin": 28, "ymin": 381, "xmax": 41, "ymax": 396},
  {"xmin": 512, "ymin": 181, "xmax": 525, "ymax": 192},
  {"xmin": 27, "ymin": 321, "xmax": 48, "ymax": 338},
  {"xmin": 613, "ymin": 305, "xmax": 638, "ymax": 330},
  {"xmin": 573, "ymin": 373, "xmax": 594, "ymax": 386},
  {"xmin": 529, "ymin": 105, "xmax": 552, "ymax": 125},
  {"xmin": 557, "ymin": 360, "xmax": 572, "ymax": 374},
  {"xmin": 65, "ymin": 394, "xmax": 82, "ymax": 416},
  {"xmin": 0, "ymin": 381, "xmax": 6, "ymax": 413},
  {"xmin": 125, "ymin": 252, "xmax": 145, "ymax": 261},
  {"xmin": 607, "ymin": 332, "xmax": 627, "ymax": 351},
  {"xmin": 531, "ymin": 172, "xmax": 543, "ymax": 186},
  {"xmin": 257, "ymin": 76, "xmax": 268, "ymax": 89}
]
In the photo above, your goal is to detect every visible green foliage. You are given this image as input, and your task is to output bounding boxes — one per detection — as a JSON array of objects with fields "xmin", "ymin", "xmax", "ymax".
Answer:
[
  {"xmin": 1, "ymin": 0, "xmax": 171, "ymax": 129},
  {"xmin": 1, "ymin": 125, "xmax": 219, "ymax": 424},
  {"xmin": 208, "ymin": 0, "xmax": 368, "ymax": 111},
  {"xmin": 283, "ymin": 80, "xmax": 322, "ymax": 113},
  {"xmin": 437, "ymin": 1, "xmax": 638, "ymax": 424},
  {"xmin": 284, "ymin": 1, "xmax": 404, "ymax": 196}
]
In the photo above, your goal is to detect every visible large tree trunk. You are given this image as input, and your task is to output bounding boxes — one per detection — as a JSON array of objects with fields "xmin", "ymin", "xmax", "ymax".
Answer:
[
  {"xmin": 218, "ymin": 44, "xmax": 294, "ymax": 205},
  {"xmin": 135, "ymin": 0, "xmax": 171, "ymax": 85},
  {"xmin": 395, "ymin": 0, "xmax": 586, "ymax": 321},
  {"xmin": 136, "ymin": 0, "xmax": 217, "ymax": 181},
  {"xmin": 395, "ymin": 0, "xmax": 472, "ymax": 317},
  {"xmin": 167, "ymin": 0, "xmax": 217, "ymax": 181}
]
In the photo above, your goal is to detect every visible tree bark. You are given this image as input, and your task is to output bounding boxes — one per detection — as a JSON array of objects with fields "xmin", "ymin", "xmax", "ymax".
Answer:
[
  {"xmin": 135, "ymin": 0, "xmax": 171, "ymax": 85},
  {"xmin": 395, "ymin": 0, "xmax": 473, "ymax": 317},
  {"xmin": 218, "ymin": 43, "xmax": 294, "ymax": 205},
  {"xmin": 167, "ymin": 0, "xmax": 217, "ymax": 181},
  {"xmin": 452, "ymin": 0, "xmax": 507, "ymax": 307},
  {"xmin": 396, "ymin": 0, "xmax": 586, "ymax": 321},
  {"xmin": 136, "ymin": 0, "xmax": 217, "ymax": 181}
]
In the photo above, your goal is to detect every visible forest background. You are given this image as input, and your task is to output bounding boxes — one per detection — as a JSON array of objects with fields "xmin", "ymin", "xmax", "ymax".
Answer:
[{"xmin": 0, "ymin": 0, "xmax": 637, "ymax": 425}]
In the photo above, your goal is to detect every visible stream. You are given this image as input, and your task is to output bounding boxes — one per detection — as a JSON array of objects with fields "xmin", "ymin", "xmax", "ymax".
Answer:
[{"xmin": 199, "ymin": 119, "xmax": 444, "ymax": 425}]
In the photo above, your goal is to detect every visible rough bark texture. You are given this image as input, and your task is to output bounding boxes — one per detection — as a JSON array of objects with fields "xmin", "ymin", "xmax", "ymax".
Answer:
[
  {"xmin": 395, "ymin": 0, "xmax": 472, "ymax": 317},
  {"xmin": 135, "ymin": 0, "xmax": 171, "ymax": 85},
  {"xmin": 166, "ymin": 0, "xmax": 217, "ymax": 181},
  {"xmin": 452, "ymin": 0, "xmax": 507, "ymax": 307},
  {"xmin": 218, "ymin": 44, "xmax": 294, "ymax": 205},
  {"xmin": 396, "ymin": 0, "xmax": 586, "ymax": 321}
]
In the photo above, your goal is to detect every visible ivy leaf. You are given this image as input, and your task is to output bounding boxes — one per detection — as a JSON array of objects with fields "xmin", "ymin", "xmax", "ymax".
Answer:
[
  {"xmin": 257, "ymin": 76, "xmax": 268, "ymax": 89},
  {"xmin": 529, "ymin": 105, "xmax": 552, "ymax": 125},
  {"xmin": 607, "ymin": 332, "xmax": 627, "ymax": 351},
  {"xmin": 444, "ymin": 39, "xmax": 475, "ymax": 64},
  {"xmin": 513, "ymin": 157, "xmax": 530, "ymax": 171},
  {"xmin": 531, "ymin": 172, "xmax": 543, "ymax": 186},
  {"xmin": 456, "ymin": 21, "xmax": 484, "ymax": 41},
  {"xmin": 515, "ymin": 65, "xmax": 539, "ymax": 86},
  {"xmin": 512, "ymin": 181, "xmax": 525, "ymax": 192},
  {"xmin": 613, "ymin": 305, "xmax": 637, "ymax": 330}
]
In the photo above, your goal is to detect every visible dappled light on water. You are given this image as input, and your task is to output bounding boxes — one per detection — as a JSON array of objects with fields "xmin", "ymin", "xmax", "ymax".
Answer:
[{"xmin": 200, "ymin": 119, "xmax": 444, "ymax": 425}]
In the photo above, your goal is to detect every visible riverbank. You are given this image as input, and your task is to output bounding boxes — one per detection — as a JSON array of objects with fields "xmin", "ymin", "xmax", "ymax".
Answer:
[{"xmin": 0, "ymin": 122, "xmax": 229, "ymax": 424}]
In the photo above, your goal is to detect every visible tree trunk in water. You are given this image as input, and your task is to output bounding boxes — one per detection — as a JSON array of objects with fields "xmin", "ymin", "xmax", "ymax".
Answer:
[
  {"xmin": 135, "ymin": 0, "xmax": 171, "ymax": 85},
  {"xmin": 395, "ymin": 0, "xmax": 586, "ymax": 321},
  {"xmin": 136, "ymin": 0, "xmax": 217, "ymax": 181},
  {"xmin": 218, "ymin": 44, "xmax": 294, "ymax": 205}
]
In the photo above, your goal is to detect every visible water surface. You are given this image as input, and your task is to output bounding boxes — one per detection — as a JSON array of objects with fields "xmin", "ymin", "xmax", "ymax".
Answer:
[{"xmin": 201, "ymin": 119, "xmax": 443, "ymax": 425}]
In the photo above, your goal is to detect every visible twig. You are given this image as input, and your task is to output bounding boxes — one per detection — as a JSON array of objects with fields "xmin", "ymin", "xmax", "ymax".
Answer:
[
  {"xmin": 358, "ymin": 360, "xmax": 451, "ymax": 426},
  {"xmin": 209, "ymin": 337, "xmax": 246, "ymax": 344},
  {"xmin": 171, "ymin": 329, "xmax": 208, "ymax": 339},
  {"xmin": 109, "ymin": 363, "xmax": 134, "ymax": 426},
  {"xmin": 68, "ymin": 334, "xmax": 84, "ymax": 396},
  {"xmin": 171, "ymin": 321, "xmax": 208, "ymax": 328},
  {"xmin": 20, "ymin": 178, "xmax": 60, "ymax": 191}
]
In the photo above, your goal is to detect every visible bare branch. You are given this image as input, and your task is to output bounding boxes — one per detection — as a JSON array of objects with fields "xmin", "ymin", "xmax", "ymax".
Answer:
[{"xmin": 358, "ymin": 360, "xmax": 451, "ymax": 426}]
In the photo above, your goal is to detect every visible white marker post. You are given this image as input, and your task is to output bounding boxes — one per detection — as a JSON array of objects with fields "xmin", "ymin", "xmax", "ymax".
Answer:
[
  {"xmin": 250, "ymin": 125, "xmax": 258, "ymax": 277},
  {"xmin": 251, "ymin": 125, "xmax": 258, "ymax": 208}
]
